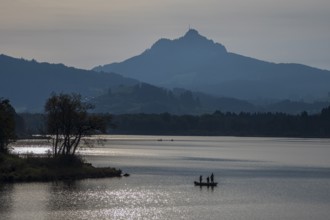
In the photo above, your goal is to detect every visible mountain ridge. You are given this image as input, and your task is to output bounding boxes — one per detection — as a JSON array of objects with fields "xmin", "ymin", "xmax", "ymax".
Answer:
[
  {"xmin": 0, "ymin": 54, "xmax": 138, "ymax": 112},
  {"xmin": 1, "ymin": 54, "xmax": 329, "ymax": 114},
  {"xmin": 0, "ymin": 54, "xmax": 261, "ymax": 114},
  {"xmin": 94, "ymin": 29, "xmax": 330, "ymax": 101}
]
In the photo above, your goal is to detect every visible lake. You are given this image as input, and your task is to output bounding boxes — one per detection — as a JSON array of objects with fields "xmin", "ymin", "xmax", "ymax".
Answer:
[{"xmin": 2, "ymin": 135, "xmax": 330, "ymax": 219}]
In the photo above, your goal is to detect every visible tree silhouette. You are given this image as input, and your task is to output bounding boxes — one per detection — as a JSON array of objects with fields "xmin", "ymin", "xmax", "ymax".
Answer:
[
  {"xmin": 0, "ymin": 99, "xmax": 16, "ymax": 153},
  {"xmin": 45, "ymin": 93, "xmax": 106, "ymax": 156}
]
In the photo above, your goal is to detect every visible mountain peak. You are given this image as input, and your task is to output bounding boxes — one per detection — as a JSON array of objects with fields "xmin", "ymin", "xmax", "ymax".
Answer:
[
  {"xmin": 177, "ymin": 28, "xmax": 227, "ymax": 53},
  {"xmin": 148, "ymin": 28, "xmax": 227, "ymax": 53},
  {"xmin": 184, "ymin": 28, "xmax": 200, "ymax": 37},
  {"xmin": 182, "ymin": 28, "xmax": 207, "ymax": 41}
]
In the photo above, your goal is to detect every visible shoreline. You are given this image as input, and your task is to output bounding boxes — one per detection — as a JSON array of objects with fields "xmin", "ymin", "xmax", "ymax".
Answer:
[{"xmin": 0, "ymin": 153, "xmax": 122, "ymax": 183}]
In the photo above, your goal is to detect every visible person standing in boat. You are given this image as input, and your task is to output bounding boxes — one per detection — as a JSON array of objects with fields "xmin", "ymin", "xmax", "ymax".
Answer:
[
  {"xmin": 210, "ymin": 173, "xmax": 214, "ymax": 183},
  {"xmin": 207, "ymin": 176, "xmax": 210, "ymax": 184},
  {"xmin": 199, "ymin": 175, "xmax": 202, "ymax": 183}
]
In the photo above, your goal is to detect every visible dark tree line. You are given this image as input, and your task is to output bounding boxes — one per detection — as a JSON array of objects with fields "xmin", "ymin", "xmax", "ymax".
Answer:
[
  {"xmin": 109, "ymin": 108, "xmax": 330, "ymax": 137},
  {"xmin": 20, "ymin": 105, "xmax": 330, "ymax": 138}
]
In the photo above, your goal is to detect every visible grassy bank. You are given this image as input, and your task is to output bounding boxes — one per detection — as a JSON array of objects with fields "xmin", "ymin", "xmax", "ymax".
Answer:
[{"xmin": 0, "ymin": 153, "xmax": 122, "ymax": 183}]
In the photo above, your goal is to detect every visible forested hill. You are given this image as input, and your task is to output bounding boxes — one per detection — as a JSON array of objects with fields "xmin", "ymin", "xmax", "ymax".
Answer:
[
  {"xmin": 91, "ymin": 83, "xmax": 258, "ymax": 114},
  {"xmin": 0, "ymin": 54, "xmax": 138, "ymax": 112}
]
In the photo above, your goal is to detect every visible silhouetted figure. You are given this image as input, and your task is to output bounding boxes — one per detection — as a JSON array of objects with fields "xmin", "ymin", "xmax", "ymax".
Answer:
[
  {"xmin": 210, "ymin": 173, "xmax": 214, "ymax": 183},
  {"xmin": 207, "ymin": 177, "xmax": 210, "ymax": 184},
  {"xmin": 199, "ymin": 175, "xmax": 202, "ymax": 183}
]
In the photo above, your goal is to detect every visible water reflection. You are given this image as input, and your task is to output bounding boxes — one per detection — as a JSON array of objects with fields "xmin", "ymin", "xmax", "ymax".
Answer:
[
  {"xmin": 47, "ymin": 181, "xmax": 81, "ymax": 212},
  {"xmin": 2, "ymin": 136, "xmax": 330, "ymax": 219},
  {"xmin": 0, "ymin": 183, "xmax": 50, "ymax": 220},
  {"xmin": 44, "ymin": 177, "xmax": 178, "ymax": 219},
  {"xmin": 0, "ymin": 184, "xmax": 13, "ymax": 219}
]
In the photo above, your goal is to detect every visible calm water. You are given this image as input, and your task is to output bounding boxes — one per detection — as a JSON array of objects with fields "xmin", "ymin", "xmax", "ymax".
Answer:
[{"xmin": 2, "ymin": 136, "xmax": 330, "ymax": 219}]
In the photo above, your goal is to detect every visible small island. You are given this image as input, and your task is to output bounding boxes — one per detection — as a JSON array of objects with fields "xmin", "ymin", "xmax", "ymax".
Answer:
[
  {"xmin": 0, "ymin": 94, "xmax": 122, "ymax": 183},
  {"xmin": 0, "ymin": 153, "xmax": 121, "ymax": 183}
]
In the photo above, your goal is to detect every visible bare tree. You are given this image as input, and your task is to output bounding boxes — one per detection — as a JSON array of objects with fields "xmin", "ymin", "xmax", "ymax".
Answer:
[{"xmin": 45, "ymin": 93, "xmax": 106, "ymax": 156}]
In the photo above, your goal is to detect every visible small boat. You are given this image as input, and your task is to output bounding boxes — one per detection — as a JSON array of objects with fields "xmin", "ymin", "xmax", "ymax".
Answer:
[{"xmin": 194, "ymin": 181, "xmax": 218, "ymax": 187}]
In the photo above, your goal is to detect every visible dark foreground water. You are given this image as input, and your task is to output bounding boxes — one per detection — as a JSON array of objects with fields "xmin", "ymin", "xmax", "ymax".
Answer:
[{"xmin": 2, "ymin": 136, "xmax": 330, "ymax": 219}]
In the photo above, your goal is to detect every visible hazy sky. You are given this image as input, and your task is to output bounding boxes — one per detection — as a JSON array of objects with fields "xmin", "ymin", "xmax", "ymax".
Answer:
[{"xmin": 1, "ymin": 0, "xmax": 330, "ymax": 70}]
